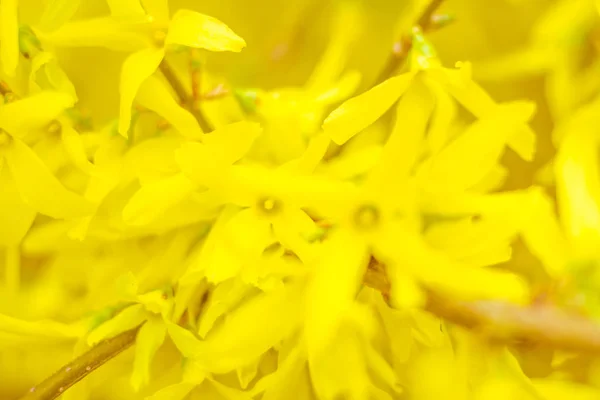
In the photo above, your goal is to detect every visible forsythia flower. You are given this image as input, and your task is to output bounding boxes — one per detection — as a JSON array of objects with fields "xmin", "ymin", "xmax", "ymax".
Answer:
[{"xmin": 4, "ymin": 0, "xmax": 600, "ymax": 400}]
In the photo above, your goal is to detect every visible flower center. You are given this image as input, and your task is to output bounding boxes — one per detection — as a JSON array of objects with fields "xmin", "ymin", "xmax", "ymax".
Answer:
[
  {"xmin": 47, "ymin": 119, "xmax": 62, "ymax": 135},
  {"xmin": 257, "ymin": 196, "xmax": 282, "ymax": 215},
  {"xmin": 353, "ymin": 204, "xmax": 380, "ymax": 230},
  {"xmin": 153, "ymin": 30, "xmax": 167, "ymax": 47}
]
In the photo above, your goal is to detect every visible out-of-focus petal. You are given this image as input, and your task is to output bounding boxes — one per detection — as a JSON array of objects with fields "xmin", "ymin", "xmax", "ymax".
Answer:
[
  {"xmin": 39, "ymin": 17, "xmax": 150, "ymax": 51},
  {"xmin": 141, "ymin": 0, "xmax": 170, "ymax": 21},
  {"xmin": 0, "ymin": 0, "xmax": 18, "ymax": 76},
  {"xmin": 137, "ymin": 75, "xmax": 203, "ymax": 138},
  {"xmin": 5, "ymin": 138, "xmax": 94, "ymax": 218},
  {"xmin": 39, "ymin": 0, "xmax": 81, "ymax": 31},
  {"xmin": 0, "ymin": 166, "xmax": 36, "ymax": 246},
  {"xmin": 123, "ymin": 173, "xmax": 197, "ymax": 226},
  {"xmin": 131, "ymin": 316, "xmax": 166, "ymax": 392},
  {"xmin": 305, "ymin": 229, "xmax": 368, "ymax": 358},
  {"xmin": 87, "ymin": 304, "xmax": 147, "ymax": 345},
  {"xmin": 0, "ymin": 92, "xmax": 75, "ymax": 138},
  {"xmin": 61, "ymin": 123, "xmax": 95, "ymax": 175},
  {"xmin": 165, "ymin": 10, "xmax": 246, "ymax": 52},
  {"xmin": 323, "ymin": 73, "xmax": 414, "ymax": 145},
  {"xmin": 417, "ymin": 101, "xmax": 535, "ymax": 192},
  {"xmin": 146, "ymin": 382, "xmax": 197, "ymax": 400},
  {"xmin": 118, "ymin": 47, "xmax": 165, "ymax": 137},
  {"xmin": 107, "ymin": 0, "xmax": 146, "ymax": 18}
]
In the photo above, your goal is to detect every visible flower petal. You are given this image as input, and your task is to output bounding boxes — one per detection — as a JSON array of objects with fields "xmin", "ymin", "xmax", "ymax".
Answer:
[
  {"xmin": 417, "ymin": 101, "xmax": 535, "ymax": 192},
  {"xmin": 0, "ymin": 92, "xmax": 76, "ymax": 138},
  {"xmin": 123, "ymin": 173, "xmax": 197, "ymax": 226},
  {"xmin": 322, "ymin": 72, "xmax": 414, "ymax": 145},
  {"xmin": 0, "ymin": 0, "xmax": 18, "ymax": 76},
  {"xmin": 136, "ymin": 75, "xmax": 203, "ymax": 138},
  {"xmin": 40, "ymin": 17, "xmax": 150, "ymax": 51},
  {"xmin": 118, "ymin": 47, "xmax": 165, "ymax": 137},
  {"xmin": 61, "ymin": 123, "xmax": 95, "ymax": 174},
  {"xmin": 0, "ymin": 313, "xmax": 83, "ymax": 339},
  {"xmin": 4, "ymin": 139, "xmax": 94, "ymax": 219},
  {"xmin": 87, "ymin": 304, "xmax": 147, "ymax": 345},
  {"xmin": 146, "ymin": 382, "xmax": 197, "ymax": 400},
  {"xmin": 131, "ymin": 316, "xmax": 167, "ymax": 392},
  {"xmin": 305, "ymin": 229, "xmax": 369, "ymax": 357},
  {"xmin": 39, "ymin": 0, "xmax": 82, "ymax": 31},
  {"xmin": 0, "ymin": 166, "xmax": 36, "ymax": 246},
  {"xmin": 166, "ymin": 10, "xmax": 246, "ymax": 52},
  {"xmin": 107, "ymin": 0, "xmax": 146, "ymax": 18},
  {"xmin": 141, "ymin": 0, "xmax": 170, "ymax": 21}
]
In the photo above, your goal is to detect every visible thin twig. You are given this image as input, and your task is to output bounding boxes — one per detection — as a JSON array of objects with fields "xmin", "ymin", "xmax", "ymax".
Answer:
[
  {"xmin": 188, "ymin": 49, "xmax": 212, "ymax": 133},
  {"xmin": 375, "ymin": 0, "xmax": 446, "ymax": 84},
  {"xmin": 19, "ymin": 326, "xmax": 141, "ymax": 400},
  {"xmin": 159, "ymin": 59, "xmax": 211, "ymax": 132}
]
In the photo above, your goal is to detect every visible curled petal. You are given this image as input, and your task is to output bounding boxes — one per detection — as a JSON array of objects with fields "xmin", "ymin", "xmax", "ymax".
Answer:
[
  {"xmin": 118, "ymin": 47, "xmax": 165, "ymax": 137},
  {"xmin": 166, "ymin": 10, "xmax": 246, "ymax": 52},
  {"xmin": 61, "ymin": 123, "xmax": 95, "ymax": 174},
  {"xmin": 87, "ymin": 304, "xmax": 147, "ymax": 345}
]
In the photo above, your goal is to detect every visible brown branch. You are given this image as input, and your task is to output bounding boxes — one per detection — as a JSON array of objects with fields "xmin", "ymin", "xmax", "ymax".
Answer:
[
  {"xmin": 159, "ymin": 59, "xmax": 211, "ymax": 133},
  {"xmin": 375, "ymin": 0, "xmax": 446, "ymax": 84},
  {"xmin": 425, "ymin": 294, "xmax": 600, "ymax": 353},
  {"xmin": 18, "ymin": 326, "xmax": 141, "ymax": 400}
]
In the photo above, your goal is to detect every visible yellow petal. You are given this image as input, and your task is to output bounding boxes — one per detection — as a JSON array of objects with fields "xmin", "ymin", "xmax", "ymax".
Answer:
[
  {"xmin": 0, "ymin": 166, "xmax": 36, "ymax": 246},
  {"xmin": 533, "ymin": 380, "xmax": 600, "ymax": 400},
  {"xmin": 137, "ymin": 76, "xmax": 203, "ymax": 138},
  {"xmin": 123, "ymin": 173, "xmax": 197, "ymax": 226},
  {"xmin": 369, "ymin": 77, "xmax": 433, "ymax": 186},
  {"xmin": 166, "ymin": 10, "xmax": 246, "ymax": 52},
  {"xmin": 131, "ymin": 316, "xmax": 167, "ymax": 392},
  {"xmin": 197, "ymin": 278, "xmax": 254, "ymax": 338},
  {"xmin": 306, "ymin": 1, "xmax": 362, "ymax": 91},
  {"xmin": 305, "ymin": 229, "xmax": 369, "ymax": 358},
  {"xmin": 87, "ymin": 304, "xmax": 147, "ymax": 345},
  {"xmin": 521, "ymin": 189, "xmax": 569, "ymax": 277},
  {"xmin": 0, "ymin": 0, "xmax": 18, "ymax": 76},
  {"xmin": 146, "ymin": 382, "xmax": 197, "ymax": 400},
  {"xmin": 107, "ymin": 0, "xmax": 146, "ymax": 18},
  {"xmin": 168, "ymin": 282, "xmax": 303, "ymax": 374},
  {"xmin": 141, "ymin": 0, "xmax": 170, "ymax": 21},
  {"xmin": 119, "ymin": 48, "xmax": 165, "ymax": 137},
  {"xmin": 424, "ymin": 77, "xmax": 457, "ymax": 154},
  {"xmin": 40, "ymin": 17, "xmax": 150, "ymax": 51},
  {"xmin": 0, "ymin": 313, "xmax": 83, "ymax": 339},
  {"xmin": 390, "ymin": 227, "xmax": 529, "ymax": 304},
  {"xmin": 555, "ymin": 117, "xmax": 600, "ymax": 258},
  {"xmin": 0, "ymin": 92, "xmax": 76, "ymax": 138},
  {"xmin": 5, "ymin": 138, "xmax": 94, "ymax": 219},
  {"xmin": 418, "ymin": 101, "xmax": 535, "ymax": 192},
  {"xmin": 61, "ymin": 123, "xmax": 95, "ymax": 174},
  {"xmin": 323, "ymin": 73, "xmax": 414, "ymax": 145},
  {"xmin": 39, "ymin": 0, "xmax": 81, "ymax": 32},
  {"xmin": 176, "ymin": 121, "xmax": 261, "ymax": 185}
]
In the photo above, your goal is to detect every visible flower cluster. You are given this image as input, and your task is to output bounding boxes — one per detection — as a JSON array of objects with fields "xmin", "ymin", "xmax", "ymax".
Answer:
[{"xmin": 3, "ymin": 0, "xmax": 600, "ymax": 399}]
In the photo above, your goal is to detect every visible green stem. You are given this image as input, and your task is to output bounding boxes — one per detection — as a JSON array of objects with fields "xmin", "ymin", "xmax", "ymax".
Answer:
[{"xmin": 18, "ymin": 326, "xmax": 141, "ymax": 400}]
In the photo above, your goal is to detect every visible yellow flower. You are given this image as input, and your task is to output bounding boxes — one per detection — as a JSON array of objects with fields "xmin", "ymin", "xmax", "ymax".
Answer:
[{"xmin": 40, "ymin": 0, "xmax": 246, "ymax": 137}]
